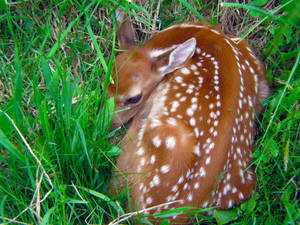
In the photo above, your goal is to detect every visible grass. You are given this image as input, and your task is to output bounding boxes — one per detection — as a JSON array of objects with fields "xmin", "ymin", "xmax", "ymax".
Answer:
[{"xmin": 0, "ymin": 0, "xmax": 299, "ymax": 224}]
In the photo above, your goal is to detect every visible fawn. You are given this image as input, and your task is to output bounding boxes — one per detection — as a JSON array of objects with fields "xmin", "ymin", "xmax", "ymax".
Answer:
[{"xmin": 108, "ymin": 11, "xmax": 269, "ymax": 224}]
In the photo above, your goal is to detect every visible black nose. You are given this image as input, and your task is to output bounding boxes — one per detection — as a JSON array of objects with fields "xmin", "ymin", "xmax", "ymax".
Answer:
[
  {"xmin": 108, "ymin": 122, "xmax": 127, "ymax": 143},
  {"xmin": 109, "ymin": 122, "xmax": 120, "ymax": 133}
]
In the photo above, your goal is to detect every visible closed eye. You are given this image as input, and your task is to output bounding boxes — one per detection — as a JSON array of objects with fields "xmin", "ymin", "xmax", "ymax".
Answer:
[{"xmin": 124, "ymin": 94, "xmax": 142, "ymax": 106}]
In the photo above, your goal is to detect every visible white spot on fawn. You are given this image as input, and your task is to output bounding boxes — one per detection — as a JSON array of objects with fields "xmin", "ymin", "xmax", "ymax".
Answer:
[
  {"xmin": 181, "ymin": 67, "xmax": 190, "ymax": 75},
  {"xmin": 161, "ymin": 165, "xmax": 170, "ymax": 174},
  {"xmin": 136, "ymin": 147, "xmax": 144, "ymax": 156},
  {"xmin": 150, "ymin": 118, "xmax": 162, "ymax": 128},
  {"xmin": 175, "ymin": 76, "xmax": 183, "ymax": 83},
  {"xmin": 146, "ymin": 197, "xmax": 153, "ymax": 205},
  {"xmin": 170, "ymin": 101, "xmax": 180, "ymax": 112},
  {"xmin": 153, "ymin": 175, "xmax": 160, "ymax": 186},
  {"xmin": 178, "ymin": 176, "xmax": 184, "ymax": 184},
  {"xmin": 140, "ymin": 158, "xmax": 145, "ymax": 166},
  {"xmin": 232, "ymin": 187, "xmax": 237, "ymax": 194},
  {"xmin": 239, "ymin": 192, "xmax": 244, "ymax": 200},
  {"xmin": 188, "ymin": 193, "xmax": 193, "ymax": 201},
  {"xmin": 200, "ymin": 167, "xmax": 206, "ymax": 177},
  {"xmin": 190, "ymin": 64, "xmax": 197, "ymax": 71},
  {"xmin": 166, "ymin": 117, "xmax": 177, "ymax": 126},
  {"xmin": 193, "ymin": 144, "xmax": 201, "ymax": 157},
  {"xmin": 205, "ymin": 156, "xmax": 211, "ymax": 165},
  {"xmin": 171, "ymin": 185, "xmax": 178, "ymax": 192},
  {"xmin": 187, "ymin": 108, "xmax": 194, "ymax": 116},
  {"xmin": 166, "ymin": 136, "xmax": 176, "ymax": 149},
  {"xmin": 150, "ymin": 155, "xmax": 156, "ymax": 164},
  {"xmin": 190, "ymin": 117, "xmax": 196, "ymax": 126},
  {"xmin": 152, "ymin": 136, "xmax": 161, "ymax": 148}
]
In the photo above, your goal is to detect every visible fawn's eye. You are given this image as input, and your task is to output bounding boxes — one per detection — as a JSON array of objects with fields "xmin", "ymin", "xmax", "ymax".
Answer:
[{"xmin": 124, "ymin": 94, "xmax": 142, "ymax": 106}]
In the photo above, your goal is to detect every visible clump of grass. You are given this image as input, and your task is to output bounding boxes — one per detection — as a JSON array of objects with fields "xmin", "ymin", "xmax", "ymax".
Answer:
[
  {"xmin": 1, "ymin": 1, "xmax": 121, "ymax": 224},
  {"xmin": 0, "ymin": 0, "xmax": 299, "ymax": 224}
]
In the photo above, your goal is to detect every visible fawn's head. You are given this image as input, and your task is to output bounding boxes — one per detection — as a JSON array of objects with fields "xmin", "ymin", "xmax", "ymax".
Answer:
[{"xmin": 107, "ymin": 10, "xmax": 196, "ymax": 127}]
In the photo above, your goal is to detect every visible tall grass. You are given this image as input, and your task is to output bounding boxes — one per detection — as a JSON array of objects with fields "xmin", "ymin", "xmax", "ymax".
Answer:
[{"xmin": 0, "ymin": 0, "xmax": 299, "ymax": 224}]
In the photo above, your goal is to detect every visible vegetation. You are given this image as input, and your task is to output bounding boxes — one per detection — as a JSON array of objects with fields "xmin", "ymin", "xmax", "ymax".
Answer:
[{"xmin": 0, "ymin": 0, "xmax": 299, "ymax": 224}]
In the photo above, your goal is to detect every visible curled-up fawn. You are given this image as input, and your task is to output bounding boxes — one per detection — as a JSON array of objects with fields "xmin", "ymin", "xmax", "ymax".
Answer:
[{"xmin": 108, "ymin": 10, "xmax": 269, "ymax": 224}]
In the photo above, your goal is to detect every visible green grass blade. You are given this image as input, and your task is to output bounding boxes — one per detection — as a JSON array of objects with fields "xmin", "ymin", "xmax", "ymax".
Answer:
[
  {"xmin": 179, "ymin": 0, "xmax": 205, "ymax": 21},
  {"xmin": 0, "ymin": 128, "xmax": 23, "ymax": 161},
  {"xmin": 47, "ymin": 0, "xmax": 96, "ymax": 58},
  {"xmin": 221, "ymin": 1, "xmax": 300, "ymax": 29},
  {"xmin": 86, "ymin": 21, "xmax": 108, "ymax": 74},
  {"xmin": 40, "ymin": 206, "xmax": 56, "ymax": 225},
  {"xmin": 256, "ymin": 49, "xmax": 300, "ymax": 167},
  {"xmin": 76, "ymin": 121, "xmax": 91, "ymax": 167}
]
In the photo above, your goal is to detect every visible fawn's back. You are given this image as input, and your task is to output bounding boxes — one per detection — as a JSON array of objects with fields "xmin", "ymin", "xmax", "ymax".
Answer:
[{"xmin": 108, "ymin": 14, "xmax": 268, "ymax": 223}]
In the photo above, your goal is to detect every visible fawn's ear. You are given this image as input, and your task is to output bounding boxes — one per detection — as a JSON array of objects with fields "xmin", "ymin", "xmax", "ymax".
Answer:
[
  {"xmin": 150, "ymin": 37, "xmax": 197, "ymax": 77},
  {"xmin": 115, "ymin": 9, "xmax": 137, "ymax": 50}
]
